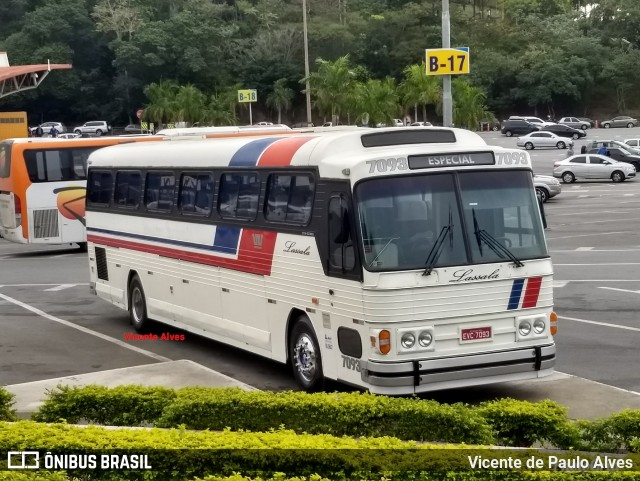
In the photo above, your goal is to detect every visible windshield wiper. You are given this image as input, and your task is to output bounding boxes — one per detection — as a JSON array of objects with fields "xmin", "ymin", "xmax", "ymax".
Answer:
[
  {"xmin": 370, "ymin": 237, "xmax": 399, "ymax": 264},
  {"xmin": 472, "ymin": 208, "xmax": 524, "ymax": 268},
  {"xmin": 422, "ymin": 206, "xmax": 454, "ymax": 276}
]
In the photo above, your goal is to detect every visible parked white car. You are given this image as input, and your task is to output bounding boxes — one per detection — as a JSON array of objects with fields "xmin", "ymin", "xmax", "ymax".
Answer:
[
  {"xmin": 517, "ymin": 131, "xmax": 574, "ymax": 150},
  {"xmin": 533, "ymin": 174, "xmax": 562, "ymax": 202},
  {"xmin": 410, "ymin": 121, "xmax": 433, "ymax": 126},
  {"xmin": 74, "ymin": 121, "xmax": 112, "ymax": 136},
  {"xmin": 553, "ymin": 154, "xmax": 636, "ymax": 183},
  {"xmin": 509, "ymin": 116, "xmax": 556, "ymax": 128},
  {"xmin": 30, "ymin": 122, "xmax": 67, "ymax": 135}
]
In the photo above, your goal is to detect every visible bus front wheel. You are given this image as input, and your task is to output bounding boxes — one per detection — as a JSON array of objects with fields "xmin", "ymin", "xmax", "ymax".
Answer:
[
  {"xmin": 289, "ymin": 317, "xmax": 324, "ymax": 391},
  {"xmin": 129, "ymin": 275, "xmax": 149, "ymax": 332}
]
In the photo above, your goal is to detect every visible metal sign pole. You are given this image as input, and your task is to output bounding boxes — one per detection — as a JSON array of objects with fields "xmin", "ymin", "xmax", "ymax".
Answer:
[
  {"xmin": 249, "ymin": 103, "xmax": 253, "ymax": 126},
  {"xmin": 442, "ymin": 0, "xmax": 453, "ymax": 127}
]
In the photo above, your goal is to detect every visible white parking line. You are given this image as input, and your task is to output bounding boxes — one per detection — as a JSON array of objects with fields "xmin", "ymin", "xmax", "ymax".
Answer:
[
  {"xmin": 599, "ymin": 287, "xmax": 640, "ymax": 295},
  {"xmin": 0, "ymin": 292, "xmax": 171, "ymax": 362},
  {"xmin": 547, "ymin": 231, "xmax": 630, "ymax": 240},
  {"xmin": 0, "ymin": 283, "xmax": 89, "ymax": 287},
  {"xmin": 559, "ymin": 315, "xmax": 640, "ymax": 333},
  {"xmin": 554, "ymin": 263, "xmax": 640, "ymax": 266},
  {"xmin": 43, "ymin": 284, "xmax": 78, "ymax": 292},
  {"xmin": 551, "ymin": 249, "xmax": 640, "ymax": 252}
]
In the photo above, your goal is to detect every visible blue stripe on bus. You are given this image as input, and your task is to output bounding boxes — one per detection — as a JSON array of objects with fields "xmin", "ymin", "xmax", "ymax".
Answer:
[
  {"xmin": 213, "ymin": 226, "xmax": 241, "ymax": 253},
  {"xmin": 507, "ymin": 278, "xmax": 525, "ymax": 310},
  {"xmin": 87, "ymin": 227, "xmax": 239, "ymax": 255},
  {"xmin": 229, "ymin": 137, "xmax": 283, "ymax": 166}
]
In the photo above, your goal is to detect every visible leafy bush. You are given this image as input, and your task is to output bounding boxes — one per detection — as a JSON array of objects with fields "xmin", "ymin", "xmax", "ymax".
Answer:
[
  {"xmin": 475, "ymin": 399, "xmax": 571, "ymax": 448},
  {"xmin": 3, "ymin": 422, "xmax": 640, "ymax": 481},
  {"xmin": 156, "ymin": 388, "xmax": 494, "ymax": 445},
  {"xmin": 575, "ymin": 410, "xmax": 640, "ymax": 452},
  {"xmin": 33, "ymin": 385, "xmax": 176, "ymax": 425},
  {"xmin": 0, "ymin": 387, "xmax": 16, "ymax": 421}
]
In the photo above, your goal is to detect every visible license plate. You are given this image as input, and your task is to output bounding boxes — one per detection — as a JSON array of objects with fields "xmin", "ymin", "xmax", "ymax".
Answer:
[{"xmin": 460, "ymin": 326, "xmax": 492, "ymax": 343}]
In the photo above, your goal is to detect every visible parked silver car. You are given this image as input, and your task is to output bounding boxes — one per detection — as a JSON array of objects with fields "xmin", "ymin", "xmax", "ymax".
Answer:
[
  {"xmin": 557, "ymin": 117, "xmax": 590, "ymax": 130},
  {"xmin": 600, "ymin": 116, "xmax": 638, "ymax": 128},
  {"xmin": 533, "ymin": 175, "xmax": 562, "ymax": 202},
  {"xmin": 553, "ymin": 154, "xmax": 636, "ymax": 183},
  {"xmin": 517, "ymin": 131, "xmax": 574, "ymax": 150}
]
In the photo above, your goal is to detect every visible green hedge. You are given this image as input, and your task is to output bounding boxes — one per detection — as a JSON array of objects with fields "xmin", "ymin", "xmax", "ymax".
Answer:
[
  {"xmin": 33, "ymin": 385, "xmax": 177, "ymax": 426},
  {"xmin": 3, "ymin": 473, "xmax": 640, "ymax": 481},
  {"xmin": 32, "ymin": 385, "xmax": 640, "ymax": 451},
  {"xmin": 2, "ymin": 422, "xmax": 640, "ymax": 481},
  {"xmin": 156, "ymin": 388, "xmax": 493, "ymax": 445},
  {"xmin": 0, "ymin": 387, "xmax": 16, "ymax": 421}
]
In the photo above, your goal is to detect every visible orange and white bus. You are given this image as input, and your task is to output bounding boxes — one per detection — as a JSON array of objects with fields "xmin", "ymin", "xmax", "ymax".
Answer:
[{"xmin": 0, "ymin": 136, "xmax": 161, "ymax": 249}]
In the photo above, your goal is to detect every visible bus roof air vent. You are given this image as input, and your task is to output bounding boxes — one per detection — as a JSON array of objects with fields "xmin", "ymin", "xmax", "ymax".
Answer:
[{"xmin": 361, "ymin": 129, "xmax": 456, "ymax": 148}]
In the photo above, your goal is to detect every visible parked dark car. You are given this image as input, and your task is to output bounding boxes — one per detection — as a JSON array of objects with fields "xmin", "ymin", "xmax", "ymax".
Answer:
[
  {"xmin": 540, "ymin": 124, "xmax": 587, "ymax": 140},
  {"xmin": 500, "ymin": 119, "xmax": 539, "ymax": 137},
  {"xmin": 124, "ymin": 124, "xmax": 143, "ymax": 134},
  {"xmin": 587, "ymin": 145, "xmax": 640, "ymax": 171},
  {"xmin": 577, "ymin": 117, "xmax": 596, "ymax": 128}
]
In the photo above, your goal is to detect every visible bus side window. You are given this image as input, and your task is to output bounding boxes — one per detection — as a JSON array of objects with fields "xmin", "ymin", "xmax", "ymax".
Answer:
[
  {"xmin": 329, "ymin": 195, "xmax": 355, "ymax": 271},
  {"xmin": 88, "ymin": 171, "xmax": 113, "ymax": 205}
]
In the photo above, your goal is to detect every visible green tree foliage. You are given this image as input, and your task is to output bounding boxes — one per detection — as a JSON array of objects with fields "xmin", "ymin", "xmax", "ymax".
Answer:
[
  {"xmin": 308, "ymin": 55, "xmax": 356, "ymax": 123},
  {"xmin": 143, "ymin": 79, "xmax": 178, "ymax": 125},
  {"xmin": 452, "ymin": 78, "xmax": 493, "ymax": 129},
  {"xmin": 2, "ymin": 0, "xmax": 640, "ymax": 126},
  {"xmin": 266, "ymin": 78, "xmax": 294, "ymax": 124},
  {"xmin": 355, "ymin": 77, "xmax": 400, "ymax": 127},
  {"xmin": 401, "ymin": 64, "xmax": 441, "ymax": 123}
]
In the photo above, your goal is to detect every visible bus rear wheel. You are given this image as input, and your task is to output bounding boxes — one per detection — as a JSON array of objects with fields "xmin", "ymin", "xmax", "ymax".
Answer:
[
  {"xmin": 129, "ymin": 275, "xmax": 149, "ymax": 332},
  {"xmin": 289, "ymin": 317, "xmax": 324, "ymax": 391}
]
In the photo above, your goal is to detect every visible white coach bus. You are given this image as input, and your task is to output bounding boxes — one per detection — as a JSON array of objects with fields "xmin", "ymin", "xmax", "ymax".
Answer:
[{"xmin": 85, "ymin": 127, "xmax": 556, "ymax": 393}]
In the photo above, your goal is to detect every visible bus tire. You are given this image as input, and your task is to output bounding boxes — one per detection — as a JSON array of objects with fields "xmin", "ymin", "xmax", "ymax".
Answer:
[
  {"xmin": 129, "ymin": 275, "xmax": 149, "ymax": 332},
  {"xmin": 289, "ymin": 316, "xmax": 324, "ymax": 392}
]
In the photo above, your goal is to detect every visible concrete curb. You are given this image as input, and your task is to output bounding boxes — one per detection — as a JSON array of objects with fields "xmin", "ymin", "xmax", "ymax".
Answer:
[{"xmin": 4, "ymin": 359, "xmax": 257, "ymax": 417}]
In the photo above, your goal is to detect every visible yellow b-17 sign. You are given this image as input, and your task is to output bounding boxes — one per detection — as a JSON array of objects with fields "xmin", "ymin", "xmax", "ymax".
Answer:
[{"xmin": 425, "ymin": 48, "xmax": 470, "ymax": 76}]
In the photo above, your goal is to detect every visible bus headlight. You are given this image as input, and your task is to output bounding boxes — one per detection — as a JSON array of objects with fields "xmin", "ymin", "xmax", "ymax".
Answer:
[
  {"xmin": 418, "ymin": 330, "xmax": 433, "ymax": 347},
  {"xmin": 401, "ymin": 332, "xmax": 415, "ymax": 349},
  {"xmin": 518, "ymin": 320, "xmax": 532, "ymax": 336},
  {"xmin": 533, "ymin": 319, "xmax": 546, "ymax": 334}
]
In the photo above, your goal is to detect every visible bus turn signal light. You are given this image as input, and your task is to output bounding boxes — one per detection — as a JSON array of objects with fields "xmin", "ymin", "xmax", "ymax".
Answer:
[
  {"xmin": 379, "ymin": 329, "xmax": 391, "ymax": 355},
  {"xmin": 550, "ymin": 312, "xmax": 558, "ymax": 336}
]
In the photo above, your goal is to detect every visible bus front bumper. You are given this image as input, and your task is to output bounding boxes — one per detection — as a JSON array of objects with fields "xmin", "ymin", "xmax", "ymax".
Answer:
[{"xmin": 360, "ymin": 344, "xmax": 555, "ymax": 394}]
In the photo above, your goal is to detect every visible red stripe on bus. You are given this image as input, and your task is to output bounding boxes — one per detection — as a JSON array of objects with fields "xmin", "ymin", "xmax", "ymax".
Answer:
[
  {"xmin": 87, "ymin": 230, "xmax": 278, "ymax": 276},
  {"xmin": 258, "ymin": 137, "xmax": 314, "ymax": 166},
  {"xmin": 521, "ymin": 277, "xmax": 543, "ymax": 308}
]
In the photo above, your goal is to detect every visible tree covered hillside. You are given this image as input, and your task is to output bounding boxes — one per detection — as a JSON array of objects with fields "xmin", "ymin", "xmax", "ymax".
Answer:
[{"xmin": 0, "ymin": 0, "xmax": 638, "ymax": 126}]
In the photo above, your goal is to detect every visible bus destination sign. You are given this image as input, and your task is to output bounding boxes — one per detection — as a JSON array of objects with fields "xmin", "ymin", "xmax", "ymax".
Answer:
[{"xmin": 409, "ymin": 151, "xmax": 495, "ymax": 169}]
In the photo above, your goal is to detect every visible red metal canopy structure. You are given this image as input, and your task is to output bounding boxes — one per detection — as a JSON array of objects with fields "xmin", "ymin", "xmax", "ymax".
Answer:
[{"xmin": 0, "ymin": 52, "xmax": 72, "ymax": 100}]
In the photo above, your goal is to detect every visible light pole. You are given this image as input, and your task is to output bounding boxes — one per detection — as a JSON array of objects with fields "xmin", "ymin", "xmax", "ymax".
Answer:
[
  {"xmin": 302, "ymin": 0, "xmax": 313, "ymax": 127},
  {"xmin": 442, "ymin": 0, "xmax": 453, "ymax": 127}
]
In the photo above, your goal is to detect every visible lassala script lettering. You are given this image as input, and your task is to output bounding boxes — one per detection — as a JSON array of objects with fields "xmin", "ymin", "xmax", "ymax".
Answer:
[
  {"xmin": 283, "ymin": 241, "xmax": 310, "ymax": 255},
  {"xmin": 449, "ymin": 268, "xmax": 500, "ymax": 283}
]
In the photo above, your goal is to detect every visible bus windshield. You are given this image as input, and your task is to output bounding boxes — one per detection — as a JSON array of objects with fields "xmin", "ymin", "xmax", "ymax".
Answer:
[{"xmin": 356, "ymin": 170, "xmax": 548, "ymax": 271}]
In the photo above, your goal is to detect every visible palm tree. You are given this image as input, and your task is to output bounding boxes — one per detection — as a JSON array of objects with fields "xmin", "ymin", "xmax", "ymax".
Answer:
[
  {"xmin": 143, "ymin": 80, "xmax": 179, "ymax": 127},
  {"xmin": 401, "ymin": 64, "xmax": 441, "ymax": 123},
  {"xmin": 452, "ymin": 79, "xmax": 494, "ymax": 130},
  {"xmin": 205, "ymin": 92, "xmax": 236, "ymax": 126},
  {"xmin": 307, "ymin": 55, "xmax": 355, "ymax": 124},
  {"xmin": 266, "ymin": 79, "xmax": 294, "ymax": 124},
  {"xmin": 175, "ymin": 84, "xmax": 206, "ymax": 126},
  {"xmin": 354, "ymin": 78, "xmax": 400, "ymax": 127}
]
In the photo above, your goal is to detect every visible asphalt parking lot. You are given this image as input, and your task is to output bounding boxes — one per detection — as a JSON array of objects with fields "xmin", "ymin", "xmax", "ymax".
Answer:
[{"xmin": 1, "ymin": 126, "xmax": 639, "ymax": 417}]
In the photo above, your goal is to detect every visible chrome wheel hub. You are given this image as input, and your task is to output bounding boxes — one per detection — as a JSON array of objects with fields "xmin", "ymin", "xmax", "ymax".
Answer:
[
  {"xmin": 294, "ymin": 334, "xmax": 317, "ymax": 382},
  {"xmin": 132, "ymin": 288, "xmax": 143, "ymax": 322}
]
